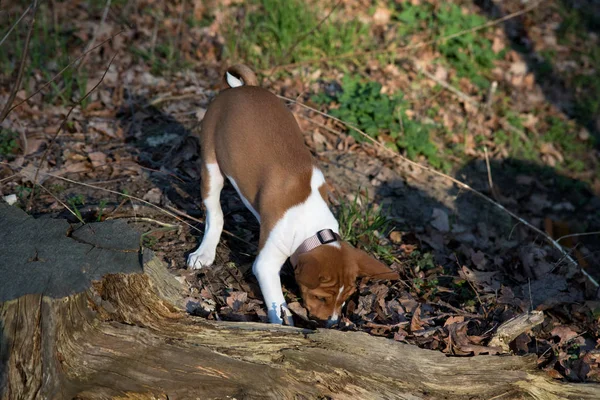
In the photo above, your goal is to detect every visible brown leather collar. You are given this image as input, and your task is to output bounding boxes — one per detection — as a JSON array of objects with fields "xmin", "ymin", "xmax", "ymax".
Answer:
[{"xmin": 289, "ymin": 229, "xmax": 340, "ymax": 267}]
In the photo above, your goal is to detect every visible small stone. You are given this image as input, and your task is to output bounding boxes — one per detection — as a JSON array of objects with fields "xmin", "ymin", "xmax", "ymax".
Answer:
[{"xmin": 3, "ymin": 194, "xmax": 17, "ymax": 205}]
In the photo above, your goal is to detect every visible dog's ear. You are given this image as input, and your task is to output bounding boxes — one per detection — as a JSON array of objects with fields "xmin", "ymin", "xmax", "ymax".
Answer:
[
  {"xmin": 353, "ymin": 247, "xmax": 399, "ymax": 280},
  {"xmin": 294, "ymin": 253, "xmax": 322, "ymax": 289}
]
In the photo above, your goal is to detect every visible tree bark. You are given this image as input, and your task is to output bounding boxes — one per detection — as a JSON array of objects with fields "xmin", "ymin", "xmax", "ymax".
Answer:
[{"xmin": 1, "ymin": 204, "xmax": 599, "ymax": 399}]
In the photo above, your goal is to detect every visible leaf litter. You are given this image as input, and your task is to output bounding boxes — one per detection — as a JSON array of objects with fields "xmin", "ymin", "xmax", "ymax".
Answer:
[{"xmin": 0, "ymin": 0, "xmax": 599, "ymax": 384}]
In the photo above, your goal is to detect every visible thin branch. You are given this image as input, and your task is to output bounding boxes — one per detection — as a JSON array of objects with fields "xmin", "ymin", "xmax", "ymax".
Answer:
[
  {"xmin": 27, "ymin": 52, "xmax": 118, "ymax": 210},
  {"xmin": 483, "ymin": 146, "xmax": 496, "ymax": 199},
  {"xmin": 408, "ymin": 60, "xmax": 530, "ymax": 143},
  {"xmin": 6, "ymin": 30, "xmax": 124, "ymax": 116},
  {"xmin": 0, "ymin": 4, "xmax": 31, "ymax": 47},
  {"xmin": 36, "ymin": 172, "xmax": 200, "ymax": 232},
  {"xmin": 0, "ymin": 0, "xmax": 39, "ymax": 123},
  {"xmin": 165, "ymin": 205, "xmax": 258, "ymax": 249},
  {"xmin": 38, "ymin": 182, "xmax": 84, "ymax": 224},
  {"xmin": 77, "ymin": 0, "xmax": 112, "ymax": 72},
  {"xmin": 277, "ymin": 95, "xmax": 599, "ymax": 288},
  {"xmin": 21, "ymin": 169, "xmax": 258, "ymax": 250},
  {"xmin": 109, "ymin": 216, "xmax": 180, "ymax": 229},
  {"xmin": 0, "ymin": 173, "xmax": 19, "ymax": 184},
  {"xmin": 264, "ymin": 0, "xmax": 544, "ymax": 74},
  {"xmin": 557, "ymin": 231, "xmax": 600, "ymax": 243},
  {"xmin": 413, "ymin": 62, "xmax": 479, "ymax": 107}
]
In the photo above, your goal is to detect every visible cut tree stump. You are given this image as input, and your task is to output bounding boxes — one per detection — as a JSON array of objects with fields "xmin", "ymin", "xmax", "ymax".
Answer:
[{"xmin": 1, "ymin": 203, "xmax": 599, "ymax": 399}]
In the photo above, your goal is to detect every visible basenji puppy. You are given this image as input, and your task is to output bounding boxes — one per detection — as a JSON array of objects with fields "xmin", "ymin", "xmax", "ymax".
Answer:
[{"xmin": 188, "ymin": 64, "xmax": 399, "ymax": 325}]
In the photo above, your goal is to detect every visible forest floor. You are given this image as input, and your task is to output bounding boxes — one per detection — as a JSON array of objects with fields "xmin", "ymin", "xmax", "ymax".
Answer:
[{"xmin": 1, "ymin": 0, "xmax": 600, "ymax": 382}]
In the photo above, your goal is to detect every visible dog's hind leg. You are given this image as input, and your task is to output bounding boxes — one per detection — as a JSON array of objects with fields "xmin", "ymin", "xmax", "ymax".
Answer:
[{"xmin": 187, "ymin": 162, "xmax": 225, "ymax": 269}]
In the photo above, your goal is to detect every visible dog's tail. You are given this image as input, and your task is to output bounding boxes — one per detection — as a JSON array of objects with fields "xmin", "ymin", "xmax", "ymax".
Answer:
[{"xmin": 224, "ymin": 64, "xmax": 259, "ymax": 88}]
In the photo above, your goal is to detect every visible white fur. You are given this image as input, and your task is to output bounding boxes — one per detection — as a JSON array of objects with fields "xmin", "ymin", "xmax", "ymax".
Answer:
[
  {"xmin": 228, "ymin": 177, "xmax": 260, "ymax": 222},
  {"xmin": 189, "ymin": 166, "xmax": 339, "ymax": 324},
  {"xmin": 187, "ymin": 163, "xmax": 224, "ymax": 269},
  {"xmin": 269, "ymin": 167, "xmax": 339, "ymax": 256},
  {"xmin": 251, "ymin": 167, "xmax": 339, "ymax": 324},
  {"xmin": 226, "ymin": 72, "xmax": 244, "ymax": 88},
  {"xmin": 330, "ymin": 285, "xmax": 345, "ymax": 322}
]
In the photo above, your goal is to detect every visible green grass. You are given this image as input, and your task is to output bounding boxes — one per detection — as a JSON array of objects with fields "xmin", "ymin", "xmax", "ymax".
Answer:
[
  {"xmin": 394, "ymin": 2, "xmax": 502, "ymax": 89},
  {"xmin": 226, "ymin": 0, "xmax": 372, "ymax": 70},
  {"xmin": 0, "ymin": 2, "xmax": 88, "ymax": 105},
  {"xmin": 130, "ymin": 38, "xmax": 192, "ymax": 76},
  {"xmin": 436, "ymin": 4, "xmax": 501, "ymax": 89},
  {"xmin": 542, "ymin": 117, "xmax": 594, "ymax": 173},
  {"xmin": 67, "ymin": 194, "xmax": 85, "ymax": 223},
  {"xmin": 96, "ymin": 199, "xmax": 108, "ymax": 222},
  {"xmin": 313, "ymin": 75, "xmax": 447, "ymax": 170},
  {"xmin": 335, "ymin": 191, "xmax": 395, "ymax": 264},
  {"xmin": 0, "ymin": 129, "xmax": 20, "ymax": 158}
]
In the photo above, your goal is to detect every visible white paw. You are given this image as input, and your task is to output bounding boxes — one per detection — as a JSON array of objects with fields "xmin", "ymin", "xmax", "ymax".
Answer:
[
  {"xmin": 267, "ymin": 303, "xmax": 294, "ymax": 326},
  {"xmin": 187, "ymin": 250, "xmax": 215, "ymax": 270}
]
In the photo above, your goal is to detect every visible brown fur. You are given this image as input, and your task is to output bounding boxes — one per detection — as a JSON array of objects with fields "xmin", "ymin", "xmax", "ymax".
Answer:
[
  {"xmin": 199, "ymin": 64, "xmax": 399, "ymax": 323},
  {"xmin": 224, "ymin": 64, "xmax": 259, "ymax": 87},
  {"xmin": 295, "ymin": 242, "xmax": 399, "ymax": 321},
  {"xmin": 198, "ymin": 85, "xmax": 314, "ymax": 249}
]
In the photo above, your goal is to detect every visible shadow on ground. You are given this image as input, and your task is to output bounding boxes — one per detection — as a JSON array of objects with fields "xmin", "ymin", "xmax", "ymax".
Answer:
[
  {"xmin": 114, "ymin": 94, "xmax": 263, "ymax": 317},
  {"xmin": 377, "ymin": 156, "xmax": 599, "ymax": 292}
]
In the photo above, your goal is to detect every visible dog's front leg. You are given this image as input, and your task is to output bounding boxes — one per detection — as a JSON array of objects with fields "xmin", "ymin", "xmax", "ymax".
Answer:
[{"xmin": 252, "ymin": 242, "xmax": 293, "ymax": 325}]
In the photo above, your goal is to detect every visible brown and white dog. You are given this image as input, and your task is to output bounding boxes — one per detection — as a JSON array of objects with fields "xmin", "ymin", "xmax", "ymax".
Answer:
[{"xmin": 188, "ymin": 65, "xmax": 399, "ymax": 325}]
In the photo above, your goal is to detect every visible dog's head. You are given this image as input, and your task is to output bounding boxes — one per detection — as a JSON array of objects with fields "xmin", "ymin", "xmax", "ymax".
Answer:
[{"xmin": 294, "ymin": 241, "xmax": 399, "ymax": 326}]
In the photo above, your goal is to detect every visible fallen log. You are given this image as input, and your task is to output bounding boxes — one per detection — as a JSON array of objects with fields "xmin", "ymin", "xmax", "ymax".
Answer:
[{"xmin": 1, "ymin": 203, "xmax": 598, "ymax": 399}]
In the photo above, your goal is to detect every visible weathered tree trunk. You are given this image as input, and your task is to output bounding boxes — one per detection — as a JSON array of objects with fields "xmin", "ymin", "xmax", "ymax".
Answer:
[{"xmin": 1, "ymin": 204, "xmax": 599, "ymax": 399}]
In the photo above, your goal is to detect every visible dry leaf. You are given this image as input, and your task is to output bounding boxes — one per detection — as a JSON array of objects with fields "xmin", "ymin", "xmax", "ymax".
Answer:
[{"xmin": 88, "ymin": 151, "xmax": 107, "ymax": 168}]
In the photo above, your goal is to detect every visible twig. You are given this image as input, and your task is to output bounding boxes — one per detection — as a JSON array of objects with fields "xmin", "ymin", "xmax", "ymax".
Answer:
[
  {"xmin": 455, "ymin": 254, "xmax": 487, "ymax": 313},
  {"xmin": 0, "ymin": 0, "xmax": 39, "ymax": 123},
  {"xmin": 413, "ymin": 63, "xmax": 479, "ymax": 107},
  {"xmin": 21, "ymin": 169, "xmax": 258, "ymax": 251},
  {"xmin": 278, "ymin": 95, "xmax": 599, "ymax": 288},
  {"xmin": 7, "ymin": 31, "xmax": 124, "ymax": 116},
  {"xmin": 175, "ymin": 0, "xmax": 186, "ymax": 57},
  {"xmin": 27, "ymin": 52, "xmax": 118, "ymax": 210},
  {"xmin": 150, "ymin": 15, "xmax": 159, "ymax": 63},
  {"xmin": 0, "ymin": 4, "xmax": 32, "ymax": 47},
  {"xmin": 108, "ymin": 216, "xmax": 180, "ymax": 229},
  {"xmin": 37, "ymin": 182, "xmax": 84, "ymax": 224},
  {"xmin": 557, "ymin": 231, "xmax": 600, "ymax": 243},
  {"xmin": 0, "ymin": 173, "xmax": 19, "ymax": 184},
  {"xmin": 34, "ymin": 171, "xmax": 201, "ymax": 231},
  {"xmin": 434, "ymin": 300, "xmax": 482, "ymax": 319},
  {"xmin": 147, "ymin": 93, "xmax": 199, "ymax": 107},
  {"xmin": 264, "ymin": 0, "xmax": 544, "ymax": 74},
  {"xmin": 409, "ymin": 61, "xmax": 530, "ymax": 143},
  {"xmin": 77, "ymin": 0, "xmax": 112, "ymax": 72},
  {"xmin": 165, "ymin": 205, "xmax": 258, "ymax": 249},
  {"xmin": 484, "ymin": 146, "xmax": 495, "ymax": 195}
]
